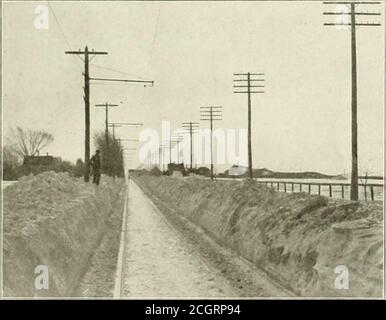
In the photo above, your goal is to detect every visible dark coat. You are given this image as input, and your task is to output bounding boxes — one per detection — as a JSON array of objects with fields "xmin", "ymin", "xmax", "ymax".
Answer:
[{"xmin": 90, "ymin": 153, "xmax": 101, "ymax": 170}]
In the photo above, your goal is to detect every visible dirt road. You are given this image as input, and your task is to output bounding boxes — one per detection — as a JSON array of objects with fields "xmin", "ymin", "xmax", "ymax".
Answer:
[{"xmin": 114, "ymin": 179, "xmax": 293, "ymax": 298}]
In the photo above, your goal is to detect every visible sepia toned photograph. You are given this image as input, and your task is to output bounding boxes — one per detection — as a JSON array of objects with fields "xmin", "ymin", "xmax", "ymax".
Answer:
[{"xmin": 0, "ymin": 0, "xmax": 384, "ymax": 302}]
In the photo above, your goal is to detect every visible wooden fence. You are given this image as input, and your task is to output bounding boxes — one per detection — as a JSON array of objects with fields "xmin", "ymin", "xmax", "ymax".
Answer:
[{"xmin": 256, "ymin": 180, "xmax": 383, "ymax": 201}]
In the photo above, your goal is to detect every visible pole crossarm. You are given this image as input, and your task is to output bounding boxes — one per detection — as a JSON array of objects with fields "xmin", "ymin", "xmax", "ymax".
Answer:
[
  {"xmin": 65, "ymin": 50, "xmax": 108, "ymax": 55},
  {"xmin": 234, "ymin": 73, "xmax": 265, "ymax": 76},
  {"xmin": 234, "ymin": 91, "xmax": 265, "ymax": 94},
  {"xmin": 233, "ymin": 85, "xmax": 265, "ymax": 88},
  {"xmin": 95, "ymin": 103, "xmax": 119, "ymax": 107},
  {"xmin": 323, "ymin": 12, "xmax": 381, "ymax": 15},
  {"xmin": 323, "ymin": 1, "xmax": 381, "ymax": 4},
  {"xmin": 233, "ymin": 79, "xmax": 265, "ymax": 82},
  {"xmin": 324, "ymin": 22, "xmax": 381, "ymax": 26}
]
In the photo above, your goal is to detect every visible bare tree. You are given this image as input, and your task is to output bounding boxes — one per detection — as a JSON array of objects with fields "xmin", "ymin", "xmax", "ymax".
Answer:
[{"xmin": 7, "ymin": 126, "xmax": 54, "ymax": 160}]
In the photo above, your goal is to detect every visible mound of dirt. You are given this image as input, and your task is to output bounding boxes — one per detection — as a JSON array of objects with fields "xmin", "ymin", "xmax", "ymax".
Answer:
[
  {"xmin": 2, "ymin": 171, "xmax": 126, "ymax": 297},
  {"xmin": 133, "ymin": 175, "xmax": 383, "ymax": 297}
]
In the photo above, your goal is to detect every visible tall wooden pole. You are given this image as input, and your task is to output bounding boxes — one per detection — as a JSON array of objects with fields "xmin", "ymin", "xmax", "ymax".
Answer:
[
  {"xmin": 234, "ymin": 73, "xmax": 264, "ymax": 180},
  {"xmin": 84, "ymin": 46, "xmax": 90, "ymax": 182},
  {"xmin": 65, "ymin": 46, "xmax": 108, "ymax": 182},
  {"xmin": 210, "ymin": 107, "xmax": 214, "ymax": 180},
  {"xmin": 323, "ymin": 1, "xmax": 381, "ymax": 201},
  {"xmin": 182, "ymin": 122, "xmax": 199, "ymax": 171},
  {"xmin": 247, "ymin": 72, "xmax": 253, "ymax": 179},
  {"xmin": 350, "ymin": 3, "xmax": 358, "ymax": 201}
]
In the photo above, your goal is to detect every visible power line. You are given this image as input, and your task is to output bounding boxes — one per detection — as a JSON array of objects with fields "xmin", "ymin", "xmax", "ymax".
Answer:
[
  {"xmin": 89, "ymin": 62, "xmax": 150, "ymax": 80},
  {"xmin": 47, "ymin": 2, "xmax": 83, "ymax": 71}
]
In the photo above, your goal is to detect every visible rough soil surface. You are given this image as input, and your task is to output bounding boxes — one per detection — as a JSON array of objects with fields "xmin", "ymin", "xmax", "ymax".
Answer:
[
  {"xmin": 2, "ymin": 172, "xmax": 125, "ymax": 297},
  {"xmin": 132, "ymin": 173, "xmax": 383, "ymax": 297}
]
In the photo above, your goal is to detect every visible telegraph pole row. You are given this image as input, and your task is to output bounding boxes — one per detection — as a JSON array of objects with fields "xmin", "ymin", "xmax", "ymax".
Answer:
[
  {"xmin": 323, "ymin": 1, "xmax": 381, "ymax": 200},
  {"xmin": 182, "ymin": 122, "xmax": 200, "ymax": 170},
  {"xmin": 200, "ymin": 106, "xmax": 222, "ymax": 180},
  {"xmin": 233, "ymin": 72, "xmax": 265, "ymax": 179}
]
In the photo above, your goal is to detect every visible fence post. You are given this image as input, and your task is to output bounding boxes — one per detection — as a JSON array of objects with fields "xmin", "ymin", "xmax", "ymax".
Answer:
[
  {"xmin": 341, "ymin": 185, "xmax": 344, "ymax": 199},
  {"xmin": 370, "ymin": 186, "xmax": 374, "ymax": 201},
  {"xmin": 364, "ymin": 185, "xmax": 367, "ymax": 201},
  {"xmin": 291, "ymin": 183, "xmax": 294, "ymax": 192},
  {"xmin": 329, "ymin": 184, "xmax": 332, "ymax": 197},
  {"xmin": 308, "ymin": 184, "xmax": 311, "ymax": 194},
  {"xmin": 277, "ymin": 182, "xmax": 280, "ymax": 191},
  {"xmin": 300, "ymin": 184, "xmax": 302, "ymax": 192},
  {"xmin": 318, "ymin": 185, "xmax": 321, "ymax": 195},
  {"xmin": 284, "ymin": 183, "xmax": 287, "ymax": 193}
]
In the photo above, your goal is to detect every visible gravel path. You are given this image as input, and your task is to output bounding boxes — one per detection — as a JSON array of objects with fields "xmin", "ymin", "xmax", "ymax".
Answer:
[{"xmin": 116, "ymin": 180, "xmax": 236, "ymax": 298}]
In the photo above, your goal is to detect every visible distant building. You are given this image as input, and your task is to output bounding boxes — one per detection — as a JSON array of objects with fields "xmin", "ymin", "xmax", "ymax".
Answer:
[{"xmin": 23, "ymin": 154, "xmax": 54, "ymax": 166}]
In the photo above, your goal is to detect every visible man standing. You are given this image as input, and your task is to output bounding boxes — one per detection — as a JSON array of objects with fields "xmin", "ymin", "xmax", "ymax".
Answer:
[{"xmin": 90, "ymin": 150, "xmax": 101, "ymax": 185}]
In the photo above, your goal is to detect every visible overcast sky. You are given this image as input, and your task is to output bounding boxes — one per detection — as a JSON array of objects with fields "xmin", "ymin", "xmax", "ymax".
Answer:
[{"xmin": 3, "ymin": 1, "xmax": 384, "ymax": 175}]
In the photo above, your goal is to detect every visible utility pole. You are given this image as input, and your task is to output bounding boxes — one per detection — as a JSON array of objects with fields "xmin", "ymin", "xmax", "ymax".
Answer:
[
  {"xmin": 172, "ymin": 134, "xmax": 183, "ymax": 164},
  {"xmin": 170, "ymin": 140, "xmax": 178, "ymax": 164},
  {"xmin": 233, "ymin": 72, "xmax": 265, "ymax": 179},
  {"xmin": 161, "ymin": 144, "xmax": 168, "ymax": 171},
  {"xmin": 107, "ymin": 123, "xmax": 122, "ymax": 140},
  {"xmin": 95, "ymin": 102, "xmax": 119, "ymax": 173},
  {"xmin": 158, "ymin": 146, "xmax": 162, "ymax": 170},
  {"xmin": 95, "ymin": 102, "xmax": 119, "ymax": 150},
  {"xmin": 182, "ymin": 122, "xmax": 199, "ymax": 170},
  {"xmin": 166, "ymin": 140, "xmax": 178, "ymax": 166},
  {"xmin": 200, "ymin": 106, "xmax": 222, "ymax": 180},
  {"xmin": 323, "ymin": 1, "xmax": 381, "ymax": 200},
  {"xmin": 65, "ymin": 46, "xmax": 108, "ymax": 182}
]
